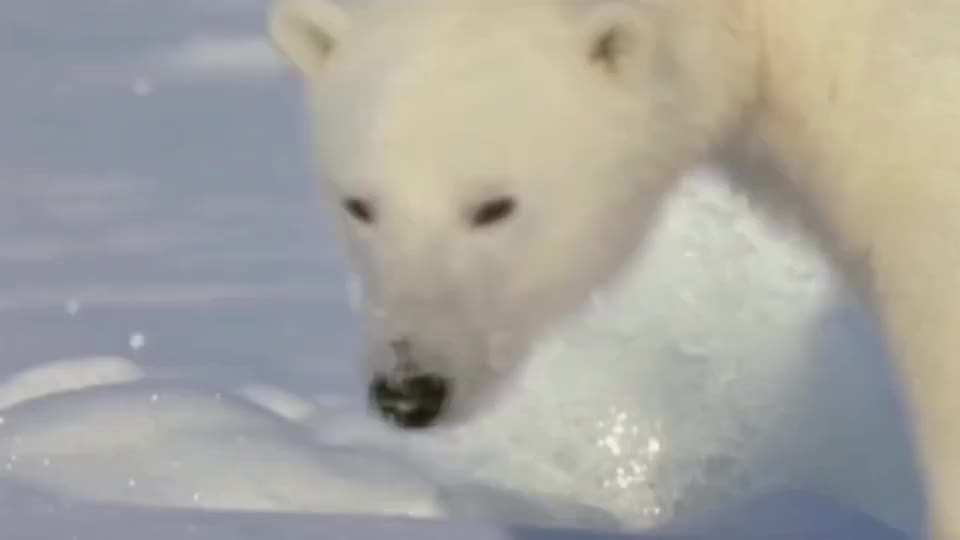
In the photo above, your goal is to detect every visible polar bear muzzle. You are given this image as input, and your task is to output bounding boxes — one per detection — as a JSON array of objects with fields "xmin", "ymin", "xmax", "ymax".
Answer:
[{"xmin": 368, "ymin": 339, "xmax": 451, "ymax": 429}]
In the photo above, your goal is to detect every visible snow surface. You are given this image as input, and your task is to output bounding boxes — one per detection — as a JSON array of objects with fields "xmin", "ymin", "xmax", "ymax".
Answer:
[{"xmin": 0, "ymin": 0, "xmax": 921, "ymax": 538}]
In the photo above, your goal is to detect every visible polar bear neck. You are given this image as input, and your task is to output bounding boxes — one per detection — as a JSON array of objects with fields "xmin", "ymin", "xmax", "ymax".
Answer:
[{"xmin": 714, "ymin": 0, "xmax": 886, "ymax": 241}]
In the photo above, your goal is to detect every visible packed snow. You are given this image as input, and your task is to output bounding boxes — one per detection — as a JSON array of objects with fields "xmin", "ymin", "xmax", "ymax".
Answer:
[{"xmin": 0, "ymin": 0, "xmax": 921, "ymax": 538}]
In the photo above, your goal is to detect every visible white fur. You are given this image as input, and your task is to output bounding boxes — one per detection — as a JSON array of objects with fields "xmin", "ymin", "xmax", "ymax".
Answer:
[{"xmin": 269, "ymin": 0, "xmax": 960, "ymax": 536}]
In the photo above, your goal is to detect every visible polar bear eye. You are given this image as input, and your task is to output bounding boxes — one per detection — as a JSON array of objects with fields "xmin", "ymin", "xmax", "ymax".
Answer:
[
  {"xmin": 471, "ymin": 196, "xmax": 516, "ymax": 228},
  {"xmin": 344, "ymin": 197, "xmax": 375, "ymax": 224}
]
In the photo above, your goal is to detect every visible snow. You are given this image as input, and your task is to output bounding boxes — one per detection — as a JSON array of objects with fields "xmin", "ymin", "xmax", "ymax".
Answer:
[{"xmin": 0, "ymin": 0, "xmax": 918, "ymax": 538}]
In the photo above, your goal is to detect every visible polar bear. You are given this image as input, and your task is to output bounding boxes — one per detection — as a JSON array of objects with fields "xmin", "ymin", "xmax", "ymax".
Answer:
[{"xmin": 267, "ymin": 0, "xmax": 960, "ymax": 536}]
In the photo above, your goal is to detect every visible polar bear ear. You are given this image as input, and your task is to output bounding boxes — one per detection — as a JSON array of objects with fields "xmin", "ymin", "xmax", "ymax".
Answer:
[
  {"xmin": 268, "ymin": 0, "xmax": 348, "ymax": 76},
  {"xmin": 580, "ymin": 1, "xmax": 664, "ymax": 83}
]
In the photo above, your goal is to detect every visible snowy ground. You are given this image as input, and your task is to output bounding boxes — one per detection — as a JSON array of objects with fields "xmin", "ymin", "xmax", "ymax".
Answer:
[{"xmin": 0, "ymin": 1, "xmax": 924, "ymax": 538}]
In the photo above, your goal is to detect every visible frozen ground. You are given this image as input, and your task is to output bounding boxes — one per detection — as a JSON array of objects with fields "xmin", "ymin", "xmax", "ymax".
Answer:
[{"xmin": 0, "ymin": 0, "xmax": 924, "ymax": 538}]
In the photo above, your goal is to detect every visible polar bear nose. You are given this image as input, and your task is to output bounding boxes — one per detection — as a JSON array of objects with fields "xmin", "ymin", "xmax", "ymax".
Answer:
[{"xmin": 369, "ymin": 372, "xmax": 450, "ymax": 429}]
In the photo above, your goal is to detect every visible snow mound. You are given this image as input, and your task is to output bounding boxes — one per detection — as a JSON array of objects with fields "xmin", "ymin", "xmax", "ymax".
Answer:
[
  {"xmin": 0, "ymin": 356, "xmax": 144, "ymax": 411},
  {"xmin": 0, "ymin": 374, "xmax": 619, "ymax": 530}
]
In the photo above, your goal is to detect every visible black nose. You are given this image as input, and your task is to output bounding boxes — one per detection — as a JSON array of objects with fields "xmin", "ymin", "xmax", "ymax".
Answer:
[{"xmin": 369, "ymin": 373, "xmax": 449, "ymax": 429}]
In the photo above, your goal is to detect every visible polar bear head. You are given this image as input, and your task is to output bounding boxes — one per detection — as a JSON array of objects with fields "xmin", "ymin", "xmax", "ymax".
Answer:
[{"xmin": 269, "ymin": 0, "xmax": 748, "ymax": 429}]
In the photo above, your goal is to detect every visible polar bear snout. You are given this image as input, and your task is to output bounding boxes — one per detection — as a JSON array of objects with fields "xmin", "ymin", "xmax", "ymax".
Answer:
[
  {"xmin": 369, "ymin": 372, "xmax": 450, "ymax": 429},
  {"xmin": 369, "ymin": 340, "xmax": 451, "ymax": 429}
]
